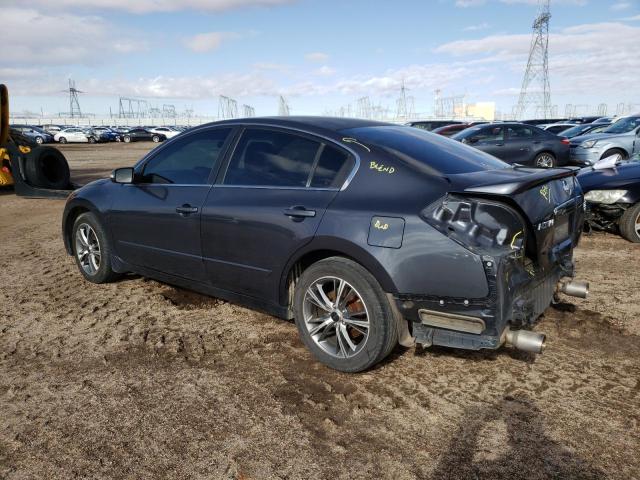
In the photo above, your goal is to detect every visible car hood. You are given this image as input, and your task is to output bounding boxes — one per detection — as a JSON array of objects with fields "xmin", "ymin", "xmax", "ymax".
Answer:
[{"xmin": 577, "ymin": 161, "xmax": 640, "ymax": 192}]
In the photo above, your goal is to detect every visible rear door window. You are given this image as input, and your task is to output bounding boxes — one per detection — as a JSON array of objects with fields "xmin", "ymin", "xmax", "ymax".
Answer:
[
  {"xmin": 507, "ymin": 125, "xmax": 534, "ymax": 139},
  {"xmin": 223, "ymin": 128, "xmax": 321, "ymax": 187},
  {"xmin": 310, "ymin": 145, "xmax": 354, "ymax": 188}
]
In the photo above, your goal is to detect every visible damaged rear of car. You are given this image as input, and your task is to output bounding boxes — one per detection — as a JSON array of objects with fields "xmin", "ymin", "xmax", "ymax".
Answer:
[{"xmin": 339, "ymin": 125, "xmax": 587, "ymax": 357}]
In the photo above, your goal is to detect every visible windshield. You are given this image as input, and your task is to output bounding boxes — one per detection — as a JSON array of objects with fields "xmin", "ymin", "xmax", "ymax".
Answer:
[
  {"xmin": 561, "ymin": 125, "xmax": 592, "ymax": 138},
  {"xmin": 341, "ymin": 125, "xmax": 508, "ymax": 175},
  {"xmin": 603, "ymin": 116, "xmax": 640, "ymax": 134}
]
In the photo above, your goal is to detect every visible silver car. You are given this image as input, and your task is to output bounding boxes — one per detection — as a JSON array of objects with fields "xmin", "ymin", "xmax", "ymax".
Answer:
[{"xmin": 570, "ymin": 115, "xmax": 640, "ymax": 166}]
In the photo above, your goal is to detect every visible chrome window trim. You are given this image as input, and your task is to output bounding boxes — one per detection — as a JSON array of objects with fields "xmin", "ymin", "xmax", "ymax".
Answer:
[{"xmin": 220, "ymin": 122, "xmax": 361, "ymax": 191}]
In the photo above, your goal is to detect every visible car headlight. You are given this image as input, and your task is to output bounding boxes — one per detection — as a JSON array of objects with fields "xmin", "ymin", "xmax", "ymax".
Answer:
[
  {"xmin": 584, "ymin": 190, "xmax": 628, "ymax": 204},
  {"xmin": 581, "ymin": 140, "xmax": 598, "ymax": 148}
]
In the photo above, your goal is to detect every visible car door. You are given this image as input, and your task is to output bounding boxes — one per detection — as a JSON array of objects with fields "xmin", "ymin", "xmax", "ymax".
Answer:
[
  {"xmin": 505, "ymin": 124, "xmax": 537, "ymax": 164},
  {"xmin": 201, "ymin": 126, "xmax": 355, "ymax": 303},
  {"xmin": 109, "ymin": 127, "xmax": 234, "ymax": 282},
  {"xmin": 467, "ymin": 125, "xmax": 506, "ymax": 160}
]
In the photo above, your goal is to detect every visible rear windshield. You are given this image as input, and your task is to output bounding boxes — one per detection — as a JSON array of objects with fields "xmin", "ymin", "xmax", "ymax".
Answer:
[{"xmin": 342, "ymin": 125, "xmax": 507, "ymax": 175}]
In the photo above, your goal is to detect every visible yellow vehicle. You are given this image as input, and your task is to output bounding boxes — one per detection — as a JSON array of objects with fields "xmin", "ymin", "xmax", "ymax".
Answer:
[{"xmin": 0, "ymin": 84, "xmax": 73, "ymax": 197}]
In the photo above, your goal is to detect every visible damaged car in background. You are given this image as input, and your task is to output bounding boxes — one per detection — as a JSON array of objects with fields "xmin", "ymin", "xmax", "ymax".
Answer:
[
  {"xmin": 578, "ymin": 153, "xmax": 640, "ymax": 243},
  {"xmin": 62, "ymin": 118, "xmax": 588, "ymax": 372}
]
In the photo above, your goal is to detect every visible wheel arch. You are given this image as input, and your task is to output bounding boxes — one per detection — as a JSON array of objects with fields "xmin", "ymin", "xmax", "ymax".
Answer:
[
  {"xmin": 278, "ymin": 237, "xmax": 397, "ymax": 309},
  {"xmin": 62, "ymin": 199, "xmax": 102, "ymax": 255},
  {"xmin": 600, "ymin": 147, "xmax": 629, "ymax": 160}
]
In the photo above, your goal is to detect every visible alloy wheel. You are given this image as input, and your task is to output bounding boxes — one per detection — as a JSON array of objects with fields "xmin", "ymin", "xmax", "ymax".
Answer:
[
  {"xmin": 302, "ymin": 276, "xmax": 370, "ymax": 359},
  {"xmin": 635, "ymin": 212, "xmax": 640, "ymax": 240},
  {"xmin": 75, "ymin": 223, "xmax": 101, "ymax": 276},
  {"xmin": 536, "ymin": 153, "xmax": 554, "ymax": 168}
]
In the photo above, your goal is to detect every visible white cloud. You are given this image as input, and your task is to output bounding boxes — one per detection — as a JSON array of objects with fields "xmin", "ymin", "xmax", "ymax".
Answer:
[
  {"xmin": 455, "ymin": 0, "xmax": 486, "ymax": 6},
  {"xmin": 13, "ymin": 0, "xmax": 295, "ymax": 14},
  {"xmin": 464, "ymin": 22, "xmax": 490, "ymax": 31},
  {"xmin": 611, "ymin": 2, "xmax": 632, "ymax": 11},
  {"xmin": 0, "ymin": 7, "xmax": 146, "ymax": 65},
  {"xmin": 184, "ymin": 32, "xmax": 239, "ymax": 52},
  {"xmin": 314, "ymin": 65, "xmax": 336, "ymax": 76},
  {"xmin": 304, "ymin": 52, "xmax": 330, "ymax": 62},
  {"xmin": 622, "ymin": 14, "xmax": 640, "ymax": 20}
]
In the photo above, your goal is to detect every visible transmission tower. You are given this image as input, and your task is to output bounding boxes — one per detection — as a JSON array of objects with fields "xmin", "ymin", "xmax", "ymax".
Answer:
[
  {"xmin": 68, "ymin": 79, "xmax": 83, "ymax": 118},
  {"xmin": 119, "ymin": 97, "xmax": 148, "ymax": 118},
  {"xmin": 356, "ymin": 96, "xmax": 373, "ymax": 119},
  {"xmin": 242, "ymin": 104, "xmax": 256, "ymax": 117},
  {"xmin": 278, "ymin": 96, "xmax": 290, "ymax": 116},
  {"xmin": 597, "ymin": 103, "xmax": 607, "ymax": 116},
  {"xmin": 395, "ymin": 81, "xmax": 415, "ymax": 121},
  {"xmin": 515, "ymin": 0, "xmax": 551, "ymax": 120},
  {"xmin": 162, "ymin": 104, "xmax": 177, "ymax": 118},
  {"xmin": 218, "ymin": 96, "xmax": 238, "ymax": 119}
]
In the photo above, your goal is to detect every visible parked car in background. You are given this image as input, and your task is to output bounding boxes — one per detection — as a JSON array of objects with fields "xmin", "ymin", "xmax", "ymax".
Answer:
[
  {"xmin": 122, "ymin": 128, "xmax": 166, "ymax": 143},
  {"xmin": 566, "ymin": 116, "xmax": 602, "ymax": 125},
  {"xmin": 592, "ymin": 117, "xmax": 614, "ymax": 124},
  {"xmin": 560, "ymin": 123, "xmax": 610, "ymax": 139},
  {"xmin": 149, "ymin": 126, "xmax": 182, "ymax": 139},
  {"xmin": 40, "ymin": 124, "xmax": 64, "ymax": 135},
  {"xmin": 451, "ymin": 122, "xmax": 570, "ymax": 167},
  {"xmin": 54, "ymin": 127, "xmax": 97, "ymax": 144},
  {"xmin": 10, "ymin": 125, "xmax": 54, "ymax": 144},
  {"xmin": 62, "ymin": 117, "xmax": 586, "ymax": 371},
  {"xmin": 431, "ymin": 121, "xmax": 489, "ymax": 137},
  {"xmin": 406, "ymin": 120, "xmax": 462, "ymax": 131},
  {"xmin": 578, "ymin": 153, "xmax": 640, "ymax": 242},
  {"xmin": 541, "ymin": 123, "xmax": 575, "ymax": 135},
  {"xmin": 569, "ymin": 114, "xmax": 640, "ymax": 166},
  {"xmin": 91, "ymin": 127, "xmax": 121, "ymax": 142}
]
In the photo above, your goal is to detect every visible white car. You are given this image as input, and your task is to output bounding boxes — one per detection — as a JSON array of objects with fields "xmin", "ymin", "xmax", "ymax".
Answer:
[
  {"xmin": 148, "ymin": 126, "xmax": 182, "ymax": 139},
  {"xmin": 54, "ymin": 128, "xmax": 95, "ymax": 144}
]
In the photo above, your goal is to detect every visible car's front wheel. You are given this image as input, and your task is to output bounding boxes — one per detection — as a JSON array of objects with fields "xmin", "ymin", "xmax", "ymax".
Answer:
[
  {"xmin": 294, "ymin": 257, "xmax": 397, "ymax": 372},
  {"xmin": 58, "ymin": 137, "xmax": 67, "ymax": 144},
  {"xmin": 35, "ymin": 136, "xmax": 43, "ymax": 144},
  {"xmin": 123, "ymin": 135, "xmax": 131, "ymax": 143},
  {"xmin": 72, "ymin": 212, "xmax": 120, "ymax": 283},
  {"xmin": 152, "ymin": 135, "xmax": 160, "ymax": 143},
  {"xmin": 534, "ymin": 152, "xmax": 556, "ymax": 168},
  {"xmin": 619, "ymin": 202, "xmax": 640, "ymax": 243}
]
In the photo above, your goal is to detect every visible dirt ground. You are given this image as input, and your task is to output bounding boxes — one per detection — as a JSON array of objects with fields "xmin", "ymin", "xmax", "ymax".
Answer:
[{"xmin": 1, "ymin": 142, "xmax": 639, "ymax": 479}]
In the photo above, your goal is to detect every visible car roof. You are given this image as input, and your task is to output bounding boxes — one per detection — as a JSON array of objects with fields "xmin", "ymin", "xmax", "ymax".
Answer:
[{"xmin": 202, "ymin": 116, "xmax": 392, "ymax": 133}]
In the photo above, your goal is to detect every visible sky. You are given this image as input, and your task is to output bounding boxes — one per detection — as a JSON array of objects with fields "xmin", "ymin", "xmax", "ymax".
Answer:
[{"xmin": 1, "ymin": 0, "xmax": 639, "ymax": 119}]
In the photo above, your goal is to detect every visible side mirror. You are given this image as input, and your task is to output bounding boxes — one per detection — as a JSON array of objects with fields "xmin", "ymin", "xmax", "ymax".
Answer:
[{"xmin": 111, "ymin": 167, "xmax": 134, "ymax": 184}]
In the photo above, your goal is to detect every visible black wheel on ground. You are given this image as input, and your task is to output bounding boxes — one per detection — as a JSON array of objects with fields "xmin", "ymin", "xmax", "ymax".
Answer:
[
  {"xmin": 72, "ymin": 212, "xmax": 121, "ymax": 283},
  {"xmin": 23, "ymin": 146, "xmax": 71, "ymax": 189},
  {"xmin": 59, "ymin": 137, "xmax": 67, "ymax": 144},
  {"xmin": 293, "ymin": 257, "xmax": 398, "ymax": 372},
  {"xmin": 619, "ymin": 202, "xmax": 640, "ymax": 243},
  {"xmin": 88, "ymin": 136, "xmax": 96, "ymax": 144},
  {"xmin": 123, "ymin": 135, "xmax": 131, "ymax": 143},
  {"xmin": 35, "ymin": 136, "xmax": 43, "ymax": 144},
  {"xmin": 152, "ymin": 135, "xmax": 160, "ymax": 143},
  {"xmin": 600, "ymin": 148, "xmax": 627, "ymax": 160},
  {"xmin": 534, "ymin": 152, "xmax": 556, "ymax": 168}
]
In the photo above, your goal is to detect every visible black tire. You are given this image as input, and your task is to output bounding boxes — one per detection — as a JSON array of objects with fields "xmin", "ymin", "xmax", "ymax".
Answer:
[
  {"xmin": 59, "ymin": 137, "xmax": 67, "ymax": 144},
  {"xmin": 152, "ymin": 135, "xmax": 160, "ymax": 143},
  {"xmin": 123, "ymin": 135, "xmax": 131, "ymax": 143},
  {"xmin": 601, "ymin": 148, "xmax": 627, "ymax": 160},
  {"xmin": 534, "ymin": 152, "xmax": 556, "ymax": 168},
  {"xmin": 619, "ymin": 202, "xmax": 640, "ymax": 243},
  {"xmin": 72, "ymin": 212, "xmax": 120, "ymax": 283},
  {"xmin": 23, "ymin": 146, "xmax": 71, "ymax": 189},
  {"xmin": 35, "ymin": 136, "xmax": 43, "ymax": 144},
  {"xmin": 88, "ymin": 136, "xmax": 96, "ymax": 144},
  {"xmin": 293, "ymin": 257, "xmax": 397, "ymax": 372}
]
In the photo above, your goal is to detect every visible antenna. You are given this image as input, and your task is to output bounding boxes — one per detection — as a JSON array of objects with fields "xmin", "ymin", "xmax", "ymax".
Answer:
[{"xmin": 514, "ymin": 0, "xmax": 552, "ymax": 120}]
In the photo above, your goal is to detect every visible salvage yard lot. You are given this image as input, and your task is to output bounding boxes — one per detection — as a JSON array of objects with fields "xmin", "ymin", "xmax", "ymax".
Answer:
[{"xmin": 1, "ymin": 142, "xmax": 639, "ymax": 479}]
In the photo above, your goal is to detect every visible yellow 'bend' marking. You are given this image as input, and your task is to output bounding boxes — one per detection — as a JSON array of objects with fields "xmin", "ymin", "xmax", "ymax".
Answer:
[{"xmin": 342, "ymin": 137, "xmax": 371, "ymax": 152}]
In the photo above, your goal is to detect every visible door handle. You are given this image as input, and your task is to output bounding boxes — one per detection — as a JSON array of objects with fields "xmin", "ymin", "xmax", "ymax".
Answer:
[
  {"xmin": 284, "ymin": 206, "xmax": 316, "ymax": 219},
  {"xmin": 176, "ymin": 204, "xmax": 199, "ymax": 216},
  {"xmin": 495, "ymin": 143, "xmax": 504, "ymax": 146}
]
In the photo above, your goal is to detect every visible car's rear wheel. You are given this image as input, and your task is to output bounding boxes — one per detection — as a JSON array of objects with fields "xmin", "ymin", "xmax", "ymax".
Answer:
[
  {"xmin": 123, "ymin": 135, "xmax": 131, "ymax": 143},
  {"xmin": 59, "ymin": 137, "xmax": 67, "ymax": 144},
  {"xmin": 35, "ymin": 136, "xmax": 43, "ymax": 144},
  {"xmin": 294, "ymin": 257, "xmax": 397, "ymax": 372},
  {"xmin": 152, "ymin": 135, "xmax": 160, "ymax": 143},
  {"xmin": 72, "ymin": 212, "xmax": 120, "ymax": 283},
  {"xmin": 88, "ymin": 137, "xmax": 96, "ymax": 144},
  {"xmin": 534, "ymin": 152, "xmax": 555, "ymax": 168},
  {"xmin": 619, "ymin": 202, "xmax": 640, "ymax": 243}
]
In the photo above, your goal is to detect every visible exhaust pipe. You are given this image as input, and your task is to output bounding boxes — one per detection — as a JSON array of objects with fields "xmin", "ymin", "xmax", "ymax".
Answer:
[
  {"xmin": 558, "ymin": 280, "xmax": 589, "ymax": 299},
  {"xmin": 504, "ymin": 327, "xmax": 546, "ymax": 354}
]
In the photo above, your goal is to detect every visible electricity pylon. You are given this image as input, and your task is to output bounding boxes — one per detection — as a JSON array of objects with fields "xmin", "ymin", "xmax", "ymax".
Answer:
[
  {"xmin": 514, "ymin": 0, "xmax": 552, "ymax": 120},
  {"xmin": 68, "ymin": 79, "xmax": 83, "ymax": 118}
]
